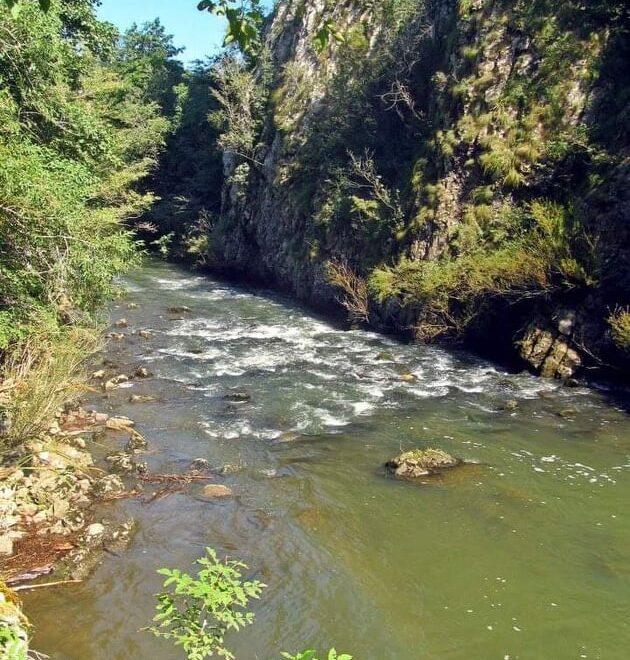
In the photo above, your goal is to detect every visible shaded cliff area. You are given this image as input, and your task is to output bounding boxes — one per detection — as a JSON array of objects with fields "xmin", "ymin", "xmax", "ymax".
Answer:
[{"xmin": 151, "ymin": 0, "xmax": 630, "ymax": 383}]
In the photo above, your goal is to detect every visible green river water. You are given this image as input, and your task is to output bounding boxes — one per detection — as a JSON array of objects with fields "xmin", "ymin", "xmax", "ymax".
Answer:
[{"xmin": 24, "ymin": 260, "xmax": 630, "ymax": 659}]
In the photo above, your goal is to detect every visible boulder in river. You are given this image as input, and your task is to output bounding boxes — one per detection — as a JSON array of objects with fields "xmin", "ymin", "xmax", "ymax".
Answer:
[
  {"xmin": 168, "ymin": 306, "xmax": 191, "ymax": 314},
  {"xmin": 223, "ymin": 389, "xmax": 251, "ymax": 403},
  {"xmin": 385, "ymin": 448, "xmax": 460, "ymax": 479}
]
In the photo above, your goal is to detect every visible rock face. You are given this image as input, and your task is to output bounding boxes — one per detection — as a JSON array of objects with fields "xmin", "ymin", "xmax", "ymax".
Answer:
[
  {"xmin": 385, "ymin": 449, "xmax": 460, "ymax": 479},
  {"xmin": 152, "ymin": 0, "xmax": 630, "ymax": 382},
  {"xmin": 185, "ymin": 0, "xmax": 629, "ymax": 383}
]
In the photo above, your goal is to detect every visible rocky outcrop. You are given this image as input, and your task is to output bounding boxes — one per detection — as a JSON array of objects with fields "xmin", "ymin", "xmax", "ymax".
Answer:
[{"xmin": 198, "ymin": 0, "xmax": 629, "ymax": 383}]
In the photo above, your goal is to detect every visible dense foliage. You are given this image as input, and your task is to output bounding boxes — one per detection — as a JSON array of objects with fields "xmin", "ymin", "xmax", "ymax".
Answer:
[{"xmin": 0, "ymin": 1, "xmax": 180, "ymax": 351}]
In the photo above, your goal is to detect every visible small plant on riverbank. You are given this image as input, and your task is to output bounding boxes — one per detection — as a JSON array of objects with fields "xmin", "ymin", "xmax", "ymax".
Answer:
[
  {"xmin": 149, "ymin": 547, "xmax": 266, "ymax": 659},
  {"xmin": 0, "ymin": 582, "xmax": 28, "ymax": 660}
]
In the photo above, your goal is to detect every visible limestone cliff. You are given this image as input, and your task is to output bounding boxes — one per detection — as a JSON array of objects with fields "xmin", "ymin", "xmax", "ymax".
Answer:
[{"xmin": 193, "ymin": 0, "xmax": 630, "ymax": 381}]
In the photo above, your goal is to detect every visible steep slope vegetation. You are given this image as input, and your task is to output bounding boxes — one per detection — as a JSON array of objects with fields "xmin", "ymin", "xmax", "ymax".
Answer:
[{"xmin": 158, "ymin": 0, "xmax": 630, "ymax": 382}]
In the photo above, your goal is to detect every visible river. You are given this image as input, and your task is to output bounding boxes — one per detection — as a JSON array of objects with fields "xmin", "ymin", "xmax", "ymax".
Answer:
[{"xmin": 24, "ymin": 259, "xmax": 630, "ymax": 659}]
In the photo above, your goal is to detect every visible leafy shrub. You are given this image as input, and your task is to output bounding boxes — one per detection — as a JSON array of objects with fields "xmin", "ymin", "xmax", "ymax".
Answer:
[
  {"xmin": 149, "ymin": 547, "xmax": 266, "ymax": 660},
  {"xmin": 0, "ymin": 581, "xmax": 28, "ymax": 660},
  {"xmin": 608, "ymin": 308, "xmax": 630, "ymax": 351}
]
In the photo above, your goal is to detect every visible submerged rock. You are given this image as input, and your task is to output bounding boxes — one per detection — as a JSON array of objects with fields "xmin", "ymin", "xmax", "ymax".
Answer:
[
  {"xmin": 128, "ymin": 394, "xmax": 156, "ymax": 404},
  {"xmin": 202, "ymin": 484, "xmax": 233, "ymax": 498},
  {"xmin": 134, "ymin": 367, "xmax": 152, "ymax": 379},
  {"xmin": 168, "ymin": 306, "xmax": 191, "ymax": 314},
  {"xmin": 275, "ymin": 431, "xmax": 300, "ymax": 444},
  {"xmin": 219, "ymin": 463, "xmax": 242, "ymax": 475},
  {"xmin": 385, "ymin": 448, "xmax": 460, "ymax": 479},
  {"xmin": 190, "ymin": 458, "xmax": 210, "ymax": 471},
  {"xmin": 223, "ymin": 389, "xmax": 251, "ymax": 403},
  {"xmin": 501, "ymin": 400, "xmax": 519, "ymax": 411},
  {"xmin": 59, "ymin": 519, "xmax": 135, "ymax": 580}
]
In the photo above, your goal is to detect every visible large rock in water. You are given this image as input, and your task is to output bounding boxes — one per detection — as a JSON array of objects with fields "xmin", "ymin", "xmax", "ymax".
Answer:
[{"xmin": 385, "ymin": 448, "xmax": 460, "ymax": 479}]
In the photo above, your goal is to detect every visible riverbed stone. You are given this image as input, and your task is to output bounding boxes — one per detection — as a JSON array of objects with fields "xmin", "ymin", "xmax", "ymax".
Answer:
[
  {"xmin": 103, "ymin": 374, "xmax": 129, "ymax": 391},
  {"xmin": 386, "ymin": 448, "xmax": 460, "ymax": 479},
  {"xmin": 129, "ymin": 394, "xmax": 156, "ymax": 403},
  {"xmin": 275, "ymin": 432, "xmax": 300, "ymax": 444},
  {"xmin": 223, "ymin": 389, "xmax": 251, "ymax": 403},
  {"xmin": 93, "ymin": 474, "xmax": 125, "ymax": 497},
  {"xmin": 202, "ymin": 484, "xmax": 233, "ymax": 498},
  {"xmin": 126, "ymin": 430, "xmax": 148, "ymax": 452},
  {"xmin": 106, "ymin": 416, "xmax": 135, "ymax": 432},
  {"xmin": 134, "ymin": 367, "xmax": 152, "ymax": 379},
  {"xmin": 105, "ymin": 452, "xmax": 137, "ymax": 473},
  {"xmin": 191, "ymin": 458, "xmax": 210, "ymax": 470},
  {"xmin": 219, "ymin": 463, "xmax": 242, "ymax": 475}
]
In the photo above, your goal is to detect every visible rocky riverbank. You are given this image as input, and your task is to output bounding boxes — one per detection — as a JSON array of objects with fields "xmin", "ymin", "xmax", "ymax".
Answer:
[{"xmin": 0, "ymin": 404, "xmax": 135, "ymax": 585}]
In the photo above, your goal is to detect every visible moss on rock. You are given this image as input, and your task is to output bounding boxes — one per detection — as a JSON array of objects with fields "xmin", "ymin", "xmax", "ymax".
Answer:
[{"xmin": 385, "ymin": 448, "xmax": 460, "ymax": 479}]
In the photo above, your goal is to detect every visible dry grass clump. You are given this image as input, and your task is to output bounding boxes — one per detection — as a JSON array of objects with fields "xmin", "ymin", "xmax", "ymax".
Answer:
[
  {"xmin": 326, "ymin": 259, "xmax": 370, "ymax": 324},
  {"xmin": 1, "ymin": 328, "xmax": 100, "ymax": 449}
]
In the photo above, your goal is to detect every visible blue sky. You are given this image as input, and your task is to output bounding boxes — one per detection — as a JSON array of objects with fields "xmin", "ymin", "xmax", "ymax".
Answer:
[{"xmin": 97, "ymin": 0, "xmax": 235, "ymax": 64}]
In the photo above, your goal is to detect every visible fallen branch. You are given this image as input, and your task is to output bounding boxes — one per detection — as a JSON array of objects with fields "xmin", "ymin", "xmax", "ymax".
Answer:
[{"xmin": 13, "ymin": 579, "xmax": 82, "ymax": 592}]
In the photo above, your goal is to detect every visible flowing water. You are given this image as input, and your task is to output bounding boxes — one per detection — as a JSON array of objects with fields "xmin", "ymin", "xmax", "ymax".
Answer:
[{"xmin": 25, "ymin": 259, "xmax": 630, "ymax": 659}]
